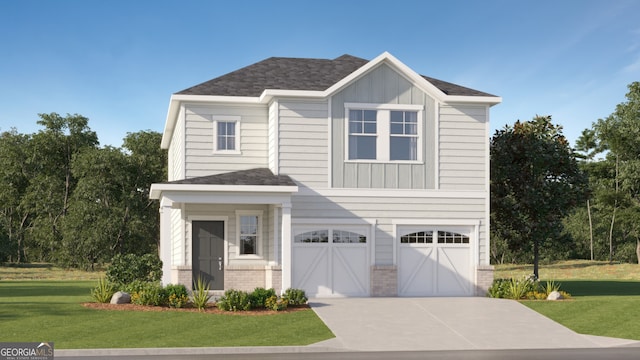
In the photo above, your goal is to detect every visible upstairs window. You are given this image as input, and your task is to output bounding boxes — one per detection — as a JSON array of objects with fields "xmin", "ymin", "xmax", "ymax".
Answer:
[
  {"xmin": 213, "ymin": 116, "xmax": 241, "ymax": 154},
  {"xmin": 390, "ymin": 111, "xmax": 418, "ymax": 161},
  {"xmin": 348, "ymin": 110, "xmax": 377, "ymax": 160},
  {"xmin": 345, "ymin": 104, "xmax": 422, "ymax": 162}
]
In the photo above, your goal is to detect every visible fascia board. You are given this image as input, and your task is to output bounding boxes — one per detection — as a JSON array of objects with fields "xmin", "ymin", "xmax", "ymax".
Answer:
[
  {"xmin": 161, "ymin": 98, "xmax": 180, "ymax": 149},
  {"xmin": 150, "ymin": 183, "xmax": 299, "ymax": 199},
  {"xmin": 444, "ymin": 96, "xmax": 503, "ymax": 106}
]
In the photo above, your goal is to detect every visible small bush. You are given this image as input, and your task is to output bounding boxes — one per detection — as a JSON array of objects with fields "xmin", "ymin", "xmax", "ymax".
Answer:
[
  {"xmin": 165, "ymin": 284, "xmax": 189, "ymax": 308},
  {"xmin": 129, "ymin": 281, "xmax": 166, "ymax": 306},
  {"xmin": 282, "ymin": 288, "xmax": 308, "ymax": 305},
  {"xmin": 216, "ymin": 289, "xmax": 252, "ymax": 311},
  {"xmin": 106, "ymin": 253, "xmax": 162, "ymax": 286},
  {"xmin": 249, "ymin": 287, "xmax": 276, "ymax": 308},
  {"xmin": 192, "ymin": 277, "xmax": 212, "ymax": 311},
  {"xmin": 487, "ymin": 278, "xmax": 510, "ymax": 298},
  {"xmin": 265, "ymin": 295, "xmax": 288, "ymax": 311},
  {"xmin": 526, "ymin": 291, "xmax": 549, "ymax": 300},
  {"xmin": 91, "ymin": 278, "xmax": 115, "ymax": 303}
]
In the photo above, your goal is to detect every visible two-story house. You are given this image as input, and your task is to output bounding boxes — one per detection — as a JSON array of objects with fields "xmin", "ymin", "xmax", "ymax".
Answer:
[{"xmin": 150, "ymin": 52, "xmax": 501, "ymax": 297}]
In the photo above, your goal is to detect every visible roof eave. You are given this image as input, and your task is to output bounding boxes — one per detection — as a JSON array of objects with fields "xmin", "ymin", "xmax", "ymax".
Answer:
[{"xmin": 150, "ymin": 183, "xmax": 299, "ymax": 199}]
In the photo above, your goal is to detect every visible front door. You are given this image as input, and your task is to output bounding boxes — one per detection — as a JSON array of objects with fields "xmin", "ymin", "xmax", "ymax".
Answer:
[{"xmin": 192, "ymin": 221, "xmax": 224, "ymax": 290}]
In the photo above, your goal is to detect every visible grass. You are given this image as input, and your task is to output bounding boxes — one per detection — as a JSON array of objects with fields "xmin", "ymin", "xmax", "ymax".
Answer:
[
  {"xmin": 0, "ymin": 266, "xmax": 334, "ymax": 349},
  {"xmin": 495, "ymin": 260, "xmax": 640, "ymax": 341},
  {"xmin": 0, "ymin": 263, "xmax": 104, "ymax": 281}
]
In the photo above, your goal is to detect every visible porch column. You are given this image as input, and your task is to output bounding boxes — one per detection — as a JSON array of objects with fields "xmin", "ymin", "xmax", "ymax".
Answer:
[
  {"xmin": 280, "ymin": 202, "xmax": 292, "ymax": 292},
  {"xmin": 159, "ymin": 198, "xmax": 172, "ymax": 286}
]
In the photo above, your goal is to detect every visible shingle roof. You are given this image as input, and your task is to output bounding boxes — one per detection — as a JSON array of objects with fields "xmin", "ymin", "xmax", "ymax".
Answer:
[
  {"xmin": 164, "ymin": 168, "xmax": 296, "ymax": 187},
  {"xmin": 177, "ymin": 54, "xmax": 496, "ymax": 97}
]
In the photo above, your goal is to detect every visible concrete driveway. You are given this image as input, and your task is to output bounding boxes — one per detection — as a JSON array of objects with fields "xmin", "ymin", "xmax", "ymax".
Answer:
[{"xmin": 309, "ymin": 297, "xmax": 640, "ymax": 351}]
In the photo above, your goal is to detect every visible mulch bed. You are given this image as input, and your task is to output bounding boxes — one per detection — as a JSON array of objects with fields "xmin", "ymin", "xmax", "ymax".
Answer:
[{"xmin": 81, "ymin": 302, "xmax": 310, "ymax": 315}]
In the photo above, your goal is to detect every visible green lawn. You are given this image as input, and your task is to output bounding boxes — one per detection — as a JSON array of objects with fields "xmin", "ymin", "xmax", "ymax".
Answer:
[
  {"xmin": 495, "ymin": 261, "xmax": 640, "ymax": 341},
  {"xmin": 0, "ymin": 280, "xmax": 334, "ymax": 349}
]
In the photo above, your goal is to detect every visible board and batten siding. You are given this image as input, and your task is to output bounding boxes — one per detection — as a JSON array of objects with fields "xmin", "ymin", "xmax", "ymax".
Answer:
[
  {"xmin": 331, "ymin": 63, "xmax": 436, "ymax": 189},
  {"xmin": 291, "ymin": 192, "xmax": 488, "ymax": 266},
  {"xmin": 438, "ymin": 105, "xmax": 488, "ymax": 190},
  {"xmin": 168, "ymin": 107, "xmax": 185, "ymax": 181},
  {"xmin": 277, "ymin": 100, "xmax": 328, "ymax": 188},
  {"xmin": 183, "ymin": 104, "xmax": 269, "ymax": 178}
]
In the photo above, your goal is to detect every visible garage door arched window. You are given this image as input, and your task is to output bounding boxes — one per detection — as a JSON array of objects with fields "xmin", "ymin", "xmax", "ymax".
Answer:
[
  {"xmin": 400, "ymin": 231, "xmax": 433, "ymax": 244},
  {"xmin": 437, "ymin": 231, "xmax": 469, "ymax": 244},
  {"xmin": 294, "ymin": 230, "xmax": 329, "ymax": 243},
  {"xmin": 333, "ymin": 230, "xmax": 367, "ymax": 243}
]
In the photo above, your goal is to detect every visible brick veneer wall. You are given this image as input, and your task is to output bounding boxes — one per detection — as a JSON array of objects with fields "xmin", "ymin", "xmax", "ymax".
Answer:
[
  {"xmin": 224, "ymin": 266, "xmax": 266, "ymax": 292},
  {"xmin": 371, "ymin": 265, "xmax": 397, "ymax": 296},
  {"xmin": 476, "ymin": 265, "xmax": 494, "ymax": 296}
]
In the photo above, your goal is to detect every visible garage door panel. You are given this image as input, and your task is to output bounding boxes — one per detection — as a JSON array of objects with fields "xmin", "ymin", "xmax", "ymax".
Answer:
[
  {"xmin": 398, "ymin": 227, "xmax": 473, "ymax": 297},
  {"xmin": 332, "ymin": 246, "xmax": 368, "ymax": 296},
  {"xmin": 399, "ymin": 246, "xmax": 435, "ymax": 296},
  {"xmin": 292, "ymin": 246, "xmax": 330, "ymax": 297},
  {"xmin": 436, "ymin": 247, "xmax": 472, "ymax": 295}
]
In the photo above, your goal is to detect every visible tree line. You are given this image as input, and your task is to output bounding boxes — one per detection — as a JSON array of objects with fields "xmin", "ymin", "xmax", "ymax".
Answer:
[
  {"xmin": 0, "ymin": 113, "xmax": 167, "ymax": 269},
  {"xmin": 491, "ymin": 82, "xmax": 640, "ymax": 273}
]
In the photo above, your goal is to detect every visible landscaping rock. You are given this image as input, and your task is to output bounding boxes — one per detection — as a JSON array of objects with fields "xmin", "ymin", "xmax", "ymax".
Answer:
[
  {"xmin": 547, "ymin": 291, "xmax": 563, "ymax": 301},
  {"xmin": 110, "ymin": 291, "xmax": 131, "ymax": 304}
]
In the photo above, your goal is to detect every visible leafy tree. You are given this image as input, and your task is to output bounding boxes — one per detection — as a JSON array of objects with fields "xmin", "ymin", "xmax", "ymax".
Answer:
[
  {"xmin": 593, "ymin": 82, "xmax": 640, "ymax": 263},
  {"xmin": 491, "ymin": 116, "xmax": 588, "ymax": 277},
  {"xmin": 22, "ymin": 113, "xmax": 99, "ymax": 261},
  {"xmin": 0, "ymin": 130, "xmax": 33, "ymax": 262}
]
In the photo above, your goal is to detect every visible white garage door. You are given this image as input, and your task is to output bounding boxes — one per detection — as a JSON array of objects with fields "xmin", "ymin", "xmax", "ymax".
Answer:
[
  {"xmin": 292, "ymin": 226, "xmax": 369, "ymax": 297},
  {"xmin": 398, "ymin": 227, "xmax": 473, "ymax": 296}
]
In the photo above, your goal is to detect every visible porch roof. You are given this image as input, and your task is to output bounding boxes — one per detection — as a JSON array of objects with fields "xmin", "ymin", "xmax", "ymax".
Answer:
[{"xmin": 149, "ymin": 168, "xmax": 298, "ymax": 201}]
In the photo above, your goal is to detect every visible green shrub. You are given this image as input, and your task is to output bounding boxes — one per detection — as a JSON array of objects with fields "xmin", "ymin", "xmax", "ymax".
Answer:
[
  {"xmin": 487, "ymin": 278, "xmax": 510, "ymax": 298},
  {"xmin": 129, "ymin": 281, "xmax": 166, "ymax": 306},
  {"xmin": 282, "ymin": 288, "xmax": 308, "ymax": 305},
  {"xmin": 192, "ymin": 277, "xmax": 212, "ymax": 311},
  {"xmin": 165, "ymin": 284, "xmax": 189, "ymax": 308},
  {"xmin": 526, "ymin": 291, "xmax": 549, "ymax": 300},
  {"xmin": 106, "ymin": 253, "xmax": 162, "ymax": 286},
  {"xmin": 91, "ymin": 278, "xmax": 115, "ymax": 303},
  {"xmin": 249, "ymin": 287, "xmax": 276, "ymax": 308},
  {"xmin": 265, "ymin": 295, "xmax": 288, "ymax": 311},
  {"xmin": 216, "ymin": 289, "xmax": 252, "ymax": 311},
  {"xmin": 505, "ymin": 277, "xmax": 536, "ymax": 299},
  {"xmin": 542, "ymin": 280, "xmax": 561, "ymax": 296}
]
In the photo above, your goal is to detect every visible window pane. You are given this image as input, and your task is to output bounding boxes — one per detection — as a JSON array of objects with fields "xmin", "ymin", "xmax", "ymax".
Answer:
[
  {"xmin": 390, "ymin": 111, "xmax": 403, "ymax": 122},
  {"xmin": 217, "ymin": 122, "xmax": 228, "ymax": 135},
  {"xmin": 349, "ymin": 110, "xmax": 362, "ymax": 121},
  {"xmin": 390, "ymin": 123, "xmax": 403, "ymax": 134},
  {"xmin": 349, "ymin": 135, "xmax": 376, "ymax": 160},
  {"xmin": 333, "ymin": 230, "xmax": 367, "ymax": 243},
  {"xmin": 363, "ymin": 122, "xmax": 376, "ymax": 134},
  {"xmin": 226, "ymin": 122, "xmax": 235, "ymax": 136},
  {"xmin": 364, "ymin": 110, "xmax": 376, "ymax": 121},
  {"xmin": 390, "ymin": 137, "xmax": 417, "ymax": 160},
  {"xmin": 226, "ymin": 137, "xmax": 235, "ymax": 150},
  {"xmin": 405, "ymin": 123, "xmax": 417, "ymax": 135},
  {"xmin": 349, "ymin": 121, "xmax": 362, "ymax": 134},
  {"xmin": 406, "ymin": 111, "xmax": 417, "ymax": 123},
  {"xmin": 294, "ymin": 230, "xmax": 329, "ymax": 243},
  {"xmin": 217, "ymin": 136, "xmax": 227, "ymax": 150},
  {"xmin": 241, "ymin": 235, "xmax": 256, "ymax": 254}
]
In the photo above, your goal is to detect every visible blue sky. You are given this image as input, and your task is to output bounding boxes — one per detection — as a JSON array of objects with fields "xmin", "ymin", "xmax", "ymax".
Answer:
[{"xmin": 1, "ymin": 0, "xmax": 639, "ymax": 147}]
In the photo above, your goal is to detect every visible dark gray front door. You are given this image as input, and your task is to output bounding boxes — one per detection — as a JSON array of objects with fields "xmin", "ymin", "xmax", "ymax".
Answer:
[{"xmin": 192, "ymin": 221, "xmax": 224, "ymax": 290}]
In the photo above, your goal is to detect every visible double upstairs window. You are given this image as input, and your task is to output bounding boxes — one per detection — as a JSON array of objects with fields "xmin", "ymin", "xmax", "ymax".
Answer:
[{"xmin": 346, "ymin": 103, "xmax": 423, "ymax": 162}]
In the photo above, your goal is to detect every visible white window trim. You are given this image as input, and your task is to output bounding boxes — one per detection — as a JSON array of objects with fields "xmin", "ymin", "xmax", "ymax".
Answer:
[
  {"xmin": 213, "ymin": 115, "xmax": 241, "ymax": 155},
  {"xmin": 344, "ymin": 103, "xmax": 423, "ymax": 163},
  {"xmin": 235, "ymin": 210, "xmax": 263, "ymax": 259}
]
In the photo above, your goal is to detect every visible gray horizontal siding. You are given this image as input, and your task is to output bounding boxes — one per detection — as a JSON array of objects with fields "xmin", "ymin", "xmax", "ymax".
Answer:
[
  {"xmin": 291, "ymin": 193, "xmax": 488, "ymax": 266},
  {"xmin": 278, "ymin": 101, "xmax": 328, "ymax": 188},
  {"xmin": 184, "ymin": 104, "xmax": 268, "ymax": 177},
  {"xmin": 439, "ymin": 105, "xmax": 488, "ymax": 190}
]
